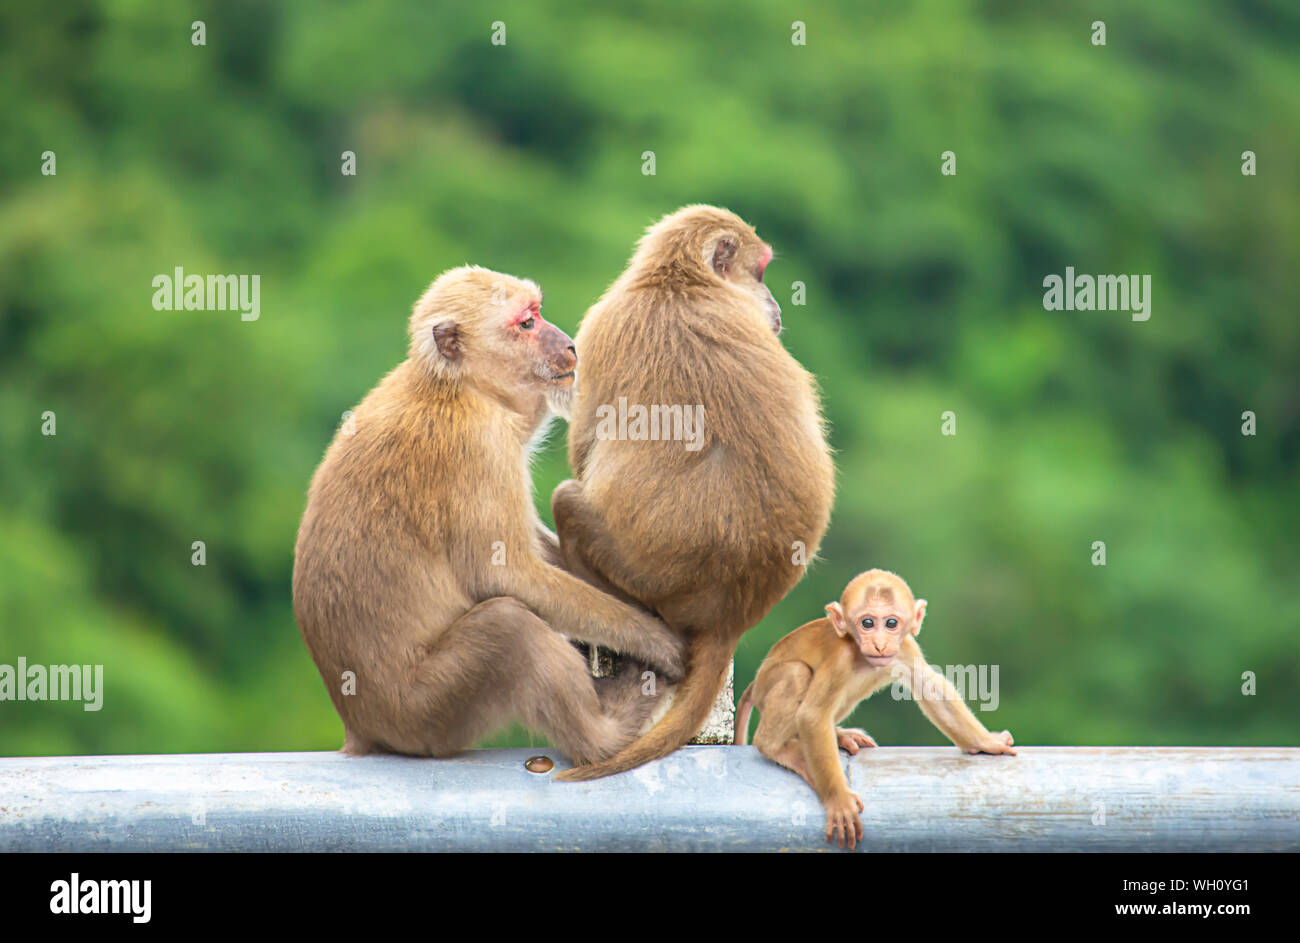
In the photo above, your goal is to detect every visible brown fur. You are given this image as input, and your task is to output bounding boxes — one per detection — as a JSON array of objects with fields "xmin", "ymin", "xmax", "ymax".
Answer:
[
  {"xmin": 552, "ymin": 206, "xmax": 836, "ymax": 780},
  {"xmin": 292, "ymin": 266, "xmax": 683, "ymax": 765},
  {"xmin": 740, "ymin": 569, "xmax": 1015, "ymax": 849}
]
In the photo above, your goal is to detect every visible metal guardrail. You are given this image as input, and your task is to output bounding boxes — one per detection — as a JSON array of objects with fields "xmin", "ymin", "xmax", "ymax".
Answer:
[{"xmin": 1, "ymin": 746, "xmax": 1296, "ymax": 852}]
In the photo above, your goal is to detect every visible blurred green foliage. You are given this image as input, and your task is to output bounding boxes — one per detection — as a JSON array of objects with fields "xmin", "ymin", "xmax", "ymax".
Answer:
[{"xmin": 1, "ymin": 1, "xmax": 1297, "ymax": 756}]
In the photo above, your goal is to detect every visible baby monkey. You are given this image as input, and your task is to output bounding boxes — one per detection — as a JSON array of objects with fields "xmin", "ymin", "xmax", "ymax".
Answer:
[{"xmin": 735, "ymin": 569, "xmax": 1015, "ymax": 849}]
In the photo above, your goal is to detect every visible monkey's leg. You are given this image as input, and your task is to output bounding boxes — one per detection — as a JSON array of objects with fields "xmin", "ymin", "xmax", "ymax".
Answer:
[
  {"xmin": 548, "ymin": 485, "xmax": 646, "ymax": 685},
  {"xmin": 751, "ymin": 662, "xmax": 814, "ymax": 788},
  {"xmin": 762, "ymin": 738, "xmax": 815, "ymax": 790},
  {"xmin": 551, "ymin": 479, "xmax": 653, "ymax": 607},
  {"xmin": 594, "ymin": 659, "xmax": 662, "ymax": 737},
  {"xmin": 407, "ymin": 596, "xmax": 638, "ymax": 766}
]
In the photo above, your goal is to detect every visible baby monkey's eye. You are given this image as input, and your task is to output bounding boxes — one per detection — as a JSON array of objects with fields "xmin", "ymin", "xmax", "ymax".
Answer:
[
  {"xmin": 861, "ymin": 618, "xmax": 873, "ymax": 628},
  {"xmin": 886, "ymin": 618, "xmax": 898, "ymax": 629},
  {"xmin": 520, "ymin": 317, "xmax": 535, "ymax": 330}
]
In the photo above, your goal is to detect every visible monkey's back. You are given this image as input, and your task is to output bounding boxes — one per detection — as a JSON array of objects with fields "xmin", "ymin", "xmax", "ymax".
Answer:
[
  {"xmin": 291, "ymin": 363, "xmax": 505, "ymax": 726},
  {"xmin": 571, "ymin": 281, "xmax": 835, "ymax": 630},
  {"xmin": 761, "ymin": 617, "xmax": 837, "ymax": 668}
]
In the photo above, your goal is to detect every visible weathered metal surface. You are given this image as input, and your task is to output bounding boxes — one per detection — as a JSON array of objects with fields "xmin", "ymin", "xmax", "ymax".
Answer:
[{"xmin": 0, "ymin": 747, "xmax": 1295, "ymax": 852}]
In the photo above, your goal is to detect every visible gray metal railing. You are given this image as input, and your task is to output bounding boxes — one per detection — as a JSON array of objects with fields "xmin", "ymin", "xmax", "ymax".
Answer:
[{"xmin": 1, "ymin": 746, "xmax": 1296, "ymax": 852}]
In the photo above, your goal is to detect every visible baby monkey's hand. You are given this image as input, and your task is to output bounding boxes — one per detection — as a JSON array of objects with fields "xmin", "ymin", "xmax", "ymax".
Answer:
[
  {"xmin": 824, "ymin": 791, "xmax": 865, "ymax": 850},
  {"xmin": 966, "ymin": 729, "xmax": 1016, "ymax": 756}
]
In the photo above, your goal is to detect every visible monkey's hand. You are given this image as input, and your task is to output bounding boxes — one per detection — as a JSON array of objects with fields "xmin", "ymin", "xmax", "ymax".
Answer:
[
  {"xmin": 823, "ymin": 791, "xmax": 864, "ymax": 851},
  {"xmin": 626, "ymin": 611, "xmax": 687, "ymax": 683},
  {"xmin": 965, "ymin": 729, "xmax": 1016, "ymax": 756},
  {"xmin": 835, "ymin": 727, "xmax": 877, "ymax": 754}
]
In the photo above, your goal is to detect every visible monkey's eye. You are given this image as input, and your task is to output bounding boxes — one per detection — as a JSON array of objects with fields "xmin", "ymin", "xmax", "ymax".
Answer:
[
  {"xmin": 861, "ymin": 618, "xmax": 873, "ymax": 629},
  {"xmin": 519, "ymin": 317, "xmax": 535, "ymax": 330},
  {"xmin": 886, "ymin": 618, "xmax": 898, "ymax": 629}
]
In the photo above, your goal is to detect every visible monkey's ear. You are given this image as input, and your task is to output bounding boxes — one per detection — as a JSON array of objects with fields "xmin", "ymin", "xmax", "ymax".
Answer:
[
  {"xmin": 825, "ymin": 601, "xmax": 848, "ymax": 636},
  {"xmin": 912, "ymin": 599, "xmax": 928, "ymax": 636},
  {"xmin": 709, "ymin": 234, "xmax": 739, "ymax": 278},
  {"xmin": 431, "ymin": 320, "xmax": 462, "ymax": 362}
]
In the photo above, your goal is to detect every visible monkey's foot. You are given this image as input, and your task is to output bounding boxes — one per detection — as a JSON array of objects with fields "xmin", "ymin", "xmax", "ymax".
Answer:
[{"xmin": 836, "ymin": 727, "xmax": 877, "ymax": 754}]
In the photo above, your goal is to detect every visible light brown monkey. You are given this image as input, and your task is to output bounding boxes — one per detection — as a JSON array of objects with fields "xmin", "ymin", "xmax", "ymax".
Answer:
[
  {"xmin": 551, "ymin": 205, "xmax": 835, "ymax": 780},
  {"xmin": 735, "ymin": 569, "xmax": 1016, "ymax": 849},
  {"xmin": 292, "ymin": 266, "xmax": 685, "ymax": 765}
]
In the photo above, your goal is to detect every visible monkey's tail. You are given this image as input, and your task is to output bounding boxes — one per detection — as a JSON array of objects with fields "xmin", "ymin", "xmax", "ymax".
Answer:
[
  {"xmin": 733, "ymin": 682, "xmax": 755, "ymax": 745},
  {"xmin": 556, "ymin": 634, "xmax": 735, "ymax": 781}
]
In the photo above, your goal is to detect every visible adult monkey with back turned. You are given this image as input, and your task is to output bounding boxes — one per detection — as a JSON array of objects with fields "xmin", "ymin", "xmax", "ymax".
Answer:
[{"xmin": 553, "ymin": 205, "xmax": 835, "ymax": 781}]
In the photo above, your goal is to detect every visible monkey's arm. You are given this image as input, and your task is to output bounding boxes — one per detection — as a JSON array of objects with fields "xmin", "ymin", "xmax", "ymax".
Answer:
[
  {"xmin": 794, "ymin": 665, "xmax": 859, "ymax": 800},
  {"xmin": 896, "ymin": 638, "xmax": 1015, "ymax": 755},
  {"xmin": 490, "ymin": 559, "xmax": 686, "ymax": 681},
  {"xmin": 795, "ymin": 662, "xmax": 864, "ymax": 849}
]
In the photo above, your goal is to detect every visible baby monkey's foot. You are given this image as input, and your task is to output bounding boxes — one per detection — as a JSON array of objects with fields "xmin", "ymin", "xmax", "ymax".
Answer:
[{"xmin": 835, "ymin": 727, "xmax": 878, "ymax": 754}]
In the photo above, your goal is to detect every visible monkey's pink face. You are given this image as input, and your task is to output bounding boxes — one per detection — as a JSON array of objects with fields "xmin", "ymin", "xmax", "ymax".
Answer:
[
  {"xmin": 420, "ymin": 273, "xmax": 577, "ymax": 418},
  {"xmin": 751, "ymin": 244, "xmax": 781, "ymax": 334},
  {"xmin": 480, "ymin": 289, "xmax": 577, "ymax": 420},
  {"xmin": 736, "ymin": 242, "xmax": 781, "ymax": 335},
  {"xmin": 502, "ymin": 295, "xmax": 577, "ymax": 388},
  {"xmin": 825, "ymin": 596, "xmax": 927, "ymax": 667}
]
